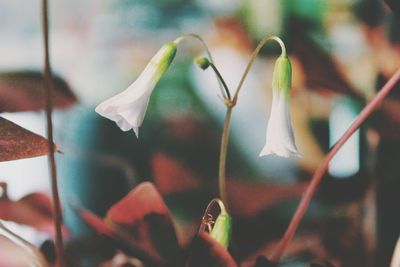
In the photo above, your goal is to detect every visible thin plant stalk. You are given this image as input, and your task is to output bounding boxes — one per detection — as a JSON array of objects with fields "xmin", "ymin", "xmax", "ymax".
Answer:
[
  {"xmin": 209, "ymin": 62, "xmax": 231, "ymax": 100},
  {"xmin": 175, "ymin": 33, "xmax": 228, "ymax": 99},
  {"xmin": 218, "ymin": 106, "xmax": 233, "ymax": 207},
  {"xmin": 216, "ymin": 35, "xmax": 286, "ymax": 208},
  {"xmin": 198, "ymin": 198, "xmax": 227, "ymax": 233},
  {"xmin": 176, "ymin": 33, "xmax": 234, "ymax": 205},
  {"xmin": 270, "ymin": 68, "xmax": 400, "ymax": 263},
  {"xmin": 41, "ymin": 0, "xmax": 64, "ymax": 266},
  {"xmin": 233, "ymin": 35, "xmax": 286, "ymax": 101}
]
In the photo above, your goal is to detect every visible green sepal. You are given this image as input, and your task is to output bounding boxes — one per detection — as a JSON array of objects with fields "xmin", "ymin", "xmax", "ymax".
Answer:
[
  {"xmin": 210, "ymin": 212, "xmax": 232, "ymax": 249},
  {"xmin": 156, "ymin": 41, "xmax": 177, "ymax": 78},
  {"xmin": 272, "ymin": 54, "xmax": 292, "ymax": 93}
]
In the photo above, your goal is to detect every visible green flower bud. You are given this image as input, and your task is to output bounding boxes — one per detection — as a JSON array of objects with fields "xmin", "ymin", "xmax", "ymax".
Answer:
[
  {"xmin": 194, "ymin": 57, "xmax": 211, "ymax": 70},
  {"xmin": 155, "ymin": 41, "xmax": 177, "ymax": 79},
  {"xmin": 272, "ymin": 54, "xmax": 292, "ymax": 93},
  {"xmin": 210, "ymin": 211, "xmax": 232, "ymax": 248}
]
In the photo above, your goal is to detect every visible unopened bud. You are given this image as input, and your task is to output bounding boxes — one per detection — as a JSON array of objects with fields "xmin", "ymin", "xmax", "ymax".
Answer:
[
  {"xmin": 194, "ymin": 57, "xmax": 210, "ymax": 70},
  {"xmin": 210, "ymin": 211, "xmax": 232, "ymax": 248},
  {"xmin": 272, "ymin": 54, "xmax": 292, "ymax": 92}
]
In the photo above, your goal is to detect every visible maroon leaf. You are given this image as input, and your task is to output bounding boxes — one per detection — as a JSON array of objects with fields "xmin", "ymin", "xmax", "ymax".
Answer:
[
  {"xmin": 18, "ymin": 193, "xmax": 54, "ymax": 220},
  {"xmin": 0, "ymin": 116, "xmax": 55, "ymax": 161},
  {"xmin": 151, "ymin": 152, "xmax": 201, "ymax": 195},
  {"xmin": 186, "ymin": 232, "xmax": 237, "ymax": 267},
  {"xmin": 227, "ymin": 180, "xmax": 306, "ymax": 217},
  {"xmin": 373, "ymin": 98, "xmax": 400, "ymax": 139},
  {"xmin": 0, "ymin": 71, "xmax": 76, "ymax": 113},
  {"xmin": 106, "ymin": 182, "xmax": 183, "ymax": 266},
  {"xmin": 0, "ymin": 183, "xmax": 66, "ymax": 236},
  {"xmin": 77, "ymin": 200, "xmax": 168, "ymax": 265},
  {"xmin": 78, "ymin": 208, "xmax": 115, "ymax": 237}
]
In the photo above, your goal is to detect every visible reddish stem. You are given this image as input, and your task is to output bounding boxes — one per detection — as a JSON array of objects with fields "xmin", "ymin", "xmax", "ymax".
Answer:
[
  {"xmin": 41, "ymin": 0, "xmax": 64, "ymax": 266},
  {"xmin": 270, "ymin": 69, "xmax": 400, "ymax": 263}
]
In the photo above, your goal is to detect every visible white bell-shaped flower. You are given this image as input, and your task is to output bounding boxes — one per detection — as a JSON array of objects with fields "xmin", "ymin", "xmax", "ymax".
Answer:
[
  {"xmin": 260, "ymin": 54, "xmax": 299, "ymax": 157},
  {"xmin": 95, "ymin": 41, "xmax": 177, "ymax": 137}
]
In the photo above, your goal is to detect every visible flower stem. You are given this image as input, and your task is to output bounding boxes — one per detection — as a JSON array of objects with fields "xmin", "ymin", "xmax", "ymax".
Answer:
[
  {"xmin": 199, "ymin": 198, "xmax": 228, "ymax": 233},
  {"xmin": 218, "ymin": 106, "xmax": 233, "ymax": 208},
  {"xmin": 270, "ymin": 68, "xmax": 400, "ymax": 263},
  {"xmin": 209, "ymin": 62, "xmax": 231, "ymax": 100},
  {"xmin": 175, "ymin": 33, "xmax": 235, "ymax": 206},
  {"xmin": 174, "ymin": 33, "xmax": 228, "ymax": 99},
  {"xmin": 41, "ymin": 0, "xmax": 64, "ymax": 266},
  {"xmin": 233, "ymin": 35, "xmax": 286, "ymax": 102},
  {"xmin": 215, "ymin": 35, "xmax": 286, "ymax": 208}
]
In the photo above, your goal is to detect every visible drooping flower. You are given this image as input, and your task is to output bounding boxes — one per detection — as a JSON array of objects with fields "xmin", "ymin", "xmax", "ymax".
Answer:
[
  {"xmin": 95, "ymin": 41, "xmax": 177, "ymax": 137},
  {"xmin": 259, "ymin": 54, "xmax": 299, "ymax": 157}
]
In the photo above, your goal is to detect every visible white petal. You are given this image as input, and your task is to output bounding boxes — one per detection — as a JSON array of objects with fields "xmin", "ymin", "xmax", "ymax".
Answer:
[
  {"xmin": 132, "ymin": 127, "xmax": 139, "ymax": 137},
  {"xmin": 260, "ymin": 88, "xmax": 298, "ymax": 158},
  {"xmin": 95, "ymin": 42, "xmax": 177, "ymax": 137}
]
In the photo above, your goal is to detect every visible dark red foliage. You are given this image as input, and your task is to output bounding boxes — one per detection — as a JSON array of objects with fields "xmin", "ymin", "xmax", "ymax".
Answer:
[
  {"xmin": 0, "ymin": 71, "xmax": 76, "ymax": 113},
  {"xmin": 106, "ymin": 182, "xmax": 183, "ymax": 266},
  {"xmin": 0, "ymin": 116, "xmax": 55, "ymax": 161},
  {"xmin": 0, "ymin": 182, "xmax": 67, "ymax": 236},
  {"xmin": 78, "ymin": 182, "xmax": 243, "ymax": 267},
  {"xmin": 186, "ymin": 232, "xmax": 237, "ymax": 267}
]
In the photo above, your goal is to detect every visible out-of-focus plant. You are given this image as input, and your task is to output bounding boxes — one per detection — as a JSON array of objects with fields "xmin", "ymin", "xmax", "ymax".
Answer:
[
  {"xmin": 1, "ymin": 0, "xmax": 400, "ymax": 266},
  {"xmin": 93, "ymin": 29, "xmax": 400, "ymax": 266}
]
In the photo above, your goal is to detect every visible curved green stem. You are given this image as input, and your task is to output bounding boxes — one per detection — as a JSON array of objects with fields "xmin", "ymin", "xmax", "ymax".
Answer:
[
  {"xmin": 199, "ymin": 198, "xmax": 228, "ymax": 233},
  {"xmin": 232, "ymin": 35, "xmax": 286, "ymax": 101},
  {"xmin": 209, "ymin": 62, "xmax": 231, "ymax": 100},
  {"xmin": 175, "ymin": 33, "xmax": 234, "ymax": 206},
  {"xmin": 215, "ymin": 35, "xmax": 286, "ymax": 207},
  {"xmin": 174, "ymin": 33, "xmax": 228, "ymax": 99}
]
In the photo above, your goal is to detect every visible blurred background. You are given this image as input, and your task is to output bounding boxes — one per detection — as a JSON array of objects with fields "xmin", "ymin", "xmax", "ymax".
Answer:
[{"xmin": 0, "ymin": 0, "xmax": 400, "ymax": 266}]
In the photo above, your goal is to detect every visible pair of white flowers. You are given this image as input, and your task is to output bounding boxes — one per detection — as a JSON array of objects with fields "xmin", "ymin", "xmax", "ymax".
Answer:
[{"xmin": 95, "ymin": 38, "xmax": 298, "ymax": 158}]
